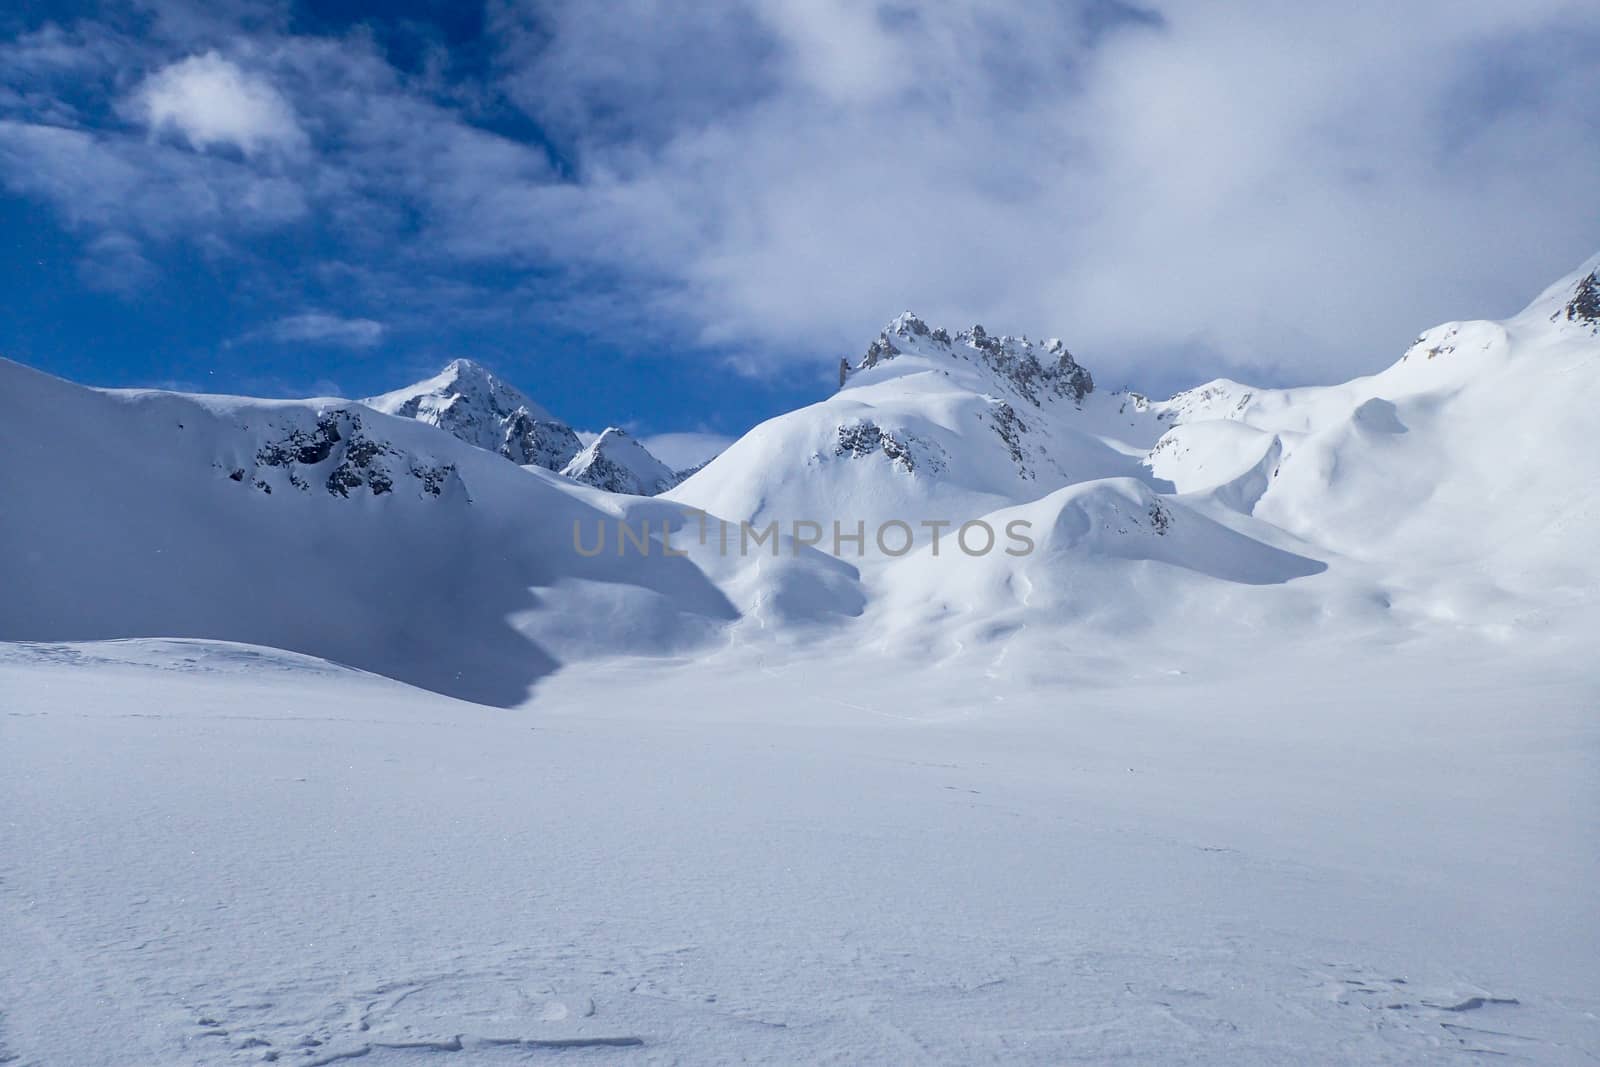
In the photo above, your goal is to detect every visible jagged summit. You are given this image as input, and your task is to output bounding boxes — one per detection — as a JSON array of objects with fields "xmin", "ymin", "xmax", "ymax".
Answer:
[
  {"xmin": 846, "ymin": 311, "xmax": 1094, "ymax": 404},
  {"xmin": 364, "ymin": 359, "xmax": 583, "ymax": 472}
]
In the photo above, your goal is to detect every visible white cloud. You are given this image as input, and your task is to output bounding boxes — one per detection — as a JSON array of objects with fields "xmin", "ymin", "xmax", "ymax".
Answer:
[
  {"xmin": 0, "ymin": 119, "xmax": 308, "ymax": 234},
  {"xmin": 129, "ymin": 51, "xmax": 306, "ymax": 158},
  {"xmin": 260, "ymin": 312, "xmax": 385, "ymax": 348},
  {"xmin": 475, "ymin": 0, "xmax": 1600, "ymax": 386},
  {"xmin": 4, "ymin": 7, "xmax": 1600, "ymax": 392}
]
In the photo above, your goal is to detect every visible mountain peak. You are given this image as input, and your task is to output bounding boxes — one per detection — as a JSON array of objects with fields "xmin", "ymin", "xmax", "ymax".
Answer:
[
  {"xmin": 425, "ymin": 357, "xmax": 536, "ymax": 411},
  {"xmin": 440, "ymin": 356, "xmax": 493, "ymax": 381},
  {"xmin": 364, "ymin": 360, "xmax": 580, "ymax": 471},
  {"xmin": 562, "ymin": 426, "xmax": 678, "ymax": 496},
  {"xmin": 886, "ymin": 310, "xmax": 934, "ymax": 339},
  {"xmin": 848, "ymin": 313, "xmax": 1093, "ymax": 404}
]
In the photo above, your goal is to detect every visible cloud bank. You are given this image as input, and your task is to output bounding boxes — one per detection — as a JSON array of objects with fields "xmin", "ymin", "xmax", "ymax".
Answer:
[{"xmin": 1, "ymin": 0, "xmax": 1598, "ymax": 390}]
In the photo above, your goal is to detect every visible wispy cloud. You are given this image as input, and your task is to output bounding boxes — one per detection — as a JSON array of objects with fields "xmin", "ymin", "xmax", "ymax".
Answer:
[
  {"xmin": 245, "ymin": 312, "xmax": 386, "ymax": 349},
  {"xmin": 0, "ymin": 119, "xmax": 308, "ymax": 235},
  {"xmin": 76, "ymin": 230, "xmax": 159, "ymax": 295}
]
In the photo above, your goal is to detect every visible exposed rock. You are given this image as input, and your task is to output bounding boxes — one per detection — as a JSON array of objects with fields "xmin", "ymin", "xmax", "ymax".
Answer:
[
  {"xmin": 245, "ymin": 409, "xmax": 456, "ymax": 499},
  {"xmin": 499, "ymin": 407, "xmax": 585, "ymax": 471},
  {"xmin": 847, "ymin": 311, "xmax": 1095, "ymax": 404},
  {"xmin": 1559, "ymin": 271, "xmax": 1600, "ymax": 330},
  {"xmin": 986, "ymin": 401, "xmax": 1033, "ymax": 479},
  {"xmin": 833, "ymin": 421, "xmax": 944, "ymax": 475}
]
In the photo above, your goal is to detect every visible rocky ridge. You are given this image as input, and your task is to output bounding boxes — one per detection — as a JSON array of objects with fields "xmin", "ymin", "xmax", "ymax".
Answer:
[{"xmin": 850, "ymin": 311, "xmax": 1095, "ymax": 404}]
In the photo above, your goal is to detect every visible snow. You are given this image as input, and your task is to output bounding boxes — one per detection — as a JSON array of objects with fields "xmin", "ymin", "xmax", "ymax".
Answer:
[
  {"xmin": 1, "ymin": 637, "xmax": 1595, "ymax": 1064},
  {"xmin": 2, "ymin": 257, "xmax": 1599, "ymax": 1063}
]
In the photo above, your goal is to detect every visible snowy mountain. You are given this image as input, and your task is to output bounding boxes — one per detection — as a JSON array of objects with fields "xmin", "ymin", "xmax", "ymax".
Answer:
[
  {"xmin": 669, "ymin": 312, "xmax": 1166, "ymax": 537},
  {"xmin": 368, "ymin": 357, "xmax": 688, "ymax": 495},
  {"xmin": 2, "ymin": 255, "xmax": 1597, "ymax": 700},
  {"xmin": 561, "ymin": 427, "xmax": 681, "ymax": 495},
  {"xmin": 0, "ymin": 359, "xmax": 863, "ymax": 705},
  {"xmin": 664, "ymin": 257, "xmax": 1600, "ymax": 660},
  {"xmin": 364, "ymin": 357, "xmax": 583, "ymax": 471}
]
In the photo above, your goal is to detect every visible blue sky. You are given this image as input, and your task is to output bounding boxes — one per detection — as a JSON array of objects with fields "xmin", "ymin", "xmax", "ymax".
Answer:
[{"xmin": 3, "ymin": 1, "xmax": 1598, "ymax": 437}]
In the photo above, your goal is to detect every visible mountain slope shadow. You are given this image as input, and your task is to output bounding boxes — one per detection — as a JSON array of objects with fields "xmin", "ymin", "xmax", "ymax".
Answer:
[{"xmin": 0, "ymin": 359, "xmax": 736, "ymax": 707}]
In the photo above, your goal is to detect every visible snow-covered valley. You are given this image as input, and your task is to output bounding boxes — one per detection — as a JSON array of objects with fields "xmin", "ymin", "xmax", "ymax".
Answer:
[
  {"xmin": 2, "ymin": 257, "xmax": 1599, "ymax": 1063},
  {"xmin": 2, "ymin": 637, "xmax": 1595, "ymax": 1064}
]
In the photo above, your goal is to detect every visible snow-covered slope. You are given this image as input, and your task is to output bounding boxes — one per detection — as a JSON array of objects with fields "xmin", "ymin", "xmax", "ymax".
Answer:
[
  {"xmin": 1140, "ymin": 254, "xmax": 1600, "ymax": 627},
  {"xmin": 364, "ymin": 357, "xmax": 583, "ymax": 471},
  {"xmin": 874, "ymin": 477, "xmax": 1327, "ymax": 653},
  {"xmin": 561, "ymin": 427, "xmax": 680, "ymax": 495},
  {"xmin": 0, "ymin": 359, "xmax": 864, "ymax": 704}
]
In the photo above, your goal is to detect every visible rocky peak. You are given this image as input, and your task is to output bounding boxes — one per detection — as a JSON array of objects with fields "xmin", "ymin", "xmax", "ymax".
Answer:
[
  {"xmin": 365, "ymin": 360, "xmax": 582, "ymax": 472},
  {"xmin": 848, "ymin": 312, "xmax": 1095, "ymax": 404},
  {"xmin": 887, "ymin": 311, "xmax": 932, "ymax": 340},
  {"xmin": 368, "ymin": 362, "xmax": 687, "ymax": 497},
  {"xmin": 429, "ymin": 358, "xmax": 546, "ymax": 420}
]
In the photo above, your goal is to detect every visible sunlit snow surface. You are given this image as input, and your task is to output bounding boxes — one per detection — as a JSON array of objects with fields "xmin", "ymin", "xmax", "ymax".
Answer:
[{"xmin": 1, "ymin": 637, "xmax": 1596, "ymax": 1065}]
